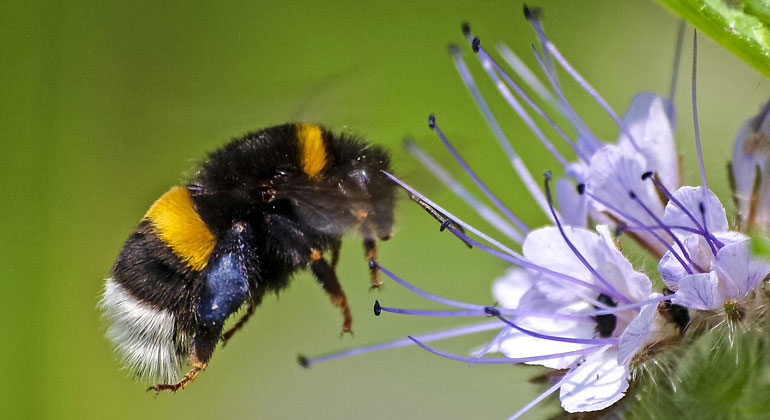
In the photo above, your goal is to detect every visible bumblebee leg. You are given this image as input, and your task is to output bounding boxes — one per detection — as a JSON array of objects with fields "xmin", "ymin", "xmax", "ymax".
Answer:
[
  {"xmin": 220, "ymin": 303, "xmax": 255, "ymax": 347},
  {"xmin": 310, "ymin": 248, "xmax": 353, "ymax": 334},
  {"xmin": 329, "ymin": 237, "xmax": 342, "ymax": 271},
  {"xmin": 147, "ymin": 359, "xmax": 207, "ymax": 394}
]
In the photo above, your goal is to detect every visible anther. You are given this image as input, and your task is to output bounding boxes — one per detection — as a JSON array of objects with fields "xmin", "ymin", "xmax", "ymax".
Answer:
[
  {"xmin": 440, "ymin": 219, "xmax": 451, "ymax": 231},
  {"xmin": 641, "ymin": 171, "xmax": 653, "ymax": 180},
  {"xmin": 629, "ymin": 191, "xmax": 637, "ymax": 199},
  {"xmin": 297, "ymin": 355, "xmax": 310, "ymax": 368},
  {"xmin": 523, "ymin": 4, "xmax": 532, "ymax": 19},
  {"xmin": 461, "ymin": 22, "xmax": 471, "ymax": 36},
  {"xmin": 471, "ymin": 37, "xmax": 480, "ymax": 54},
  {"xmin": 374, "ymin": 300, "xmax": 382, "ymax": 316},
  {"xmin": 428, "ymin": 114, "xmax": 436, "ymax": 130},
  {"xmin": 543, "ymin": 170, "xmax": 552, "ymax": 181},
  {"xmin": 698, "ymin": 202, "xmax": 705, "ymax": 214},
  {"xmin": 614, "ymin": 223, "xmax": 627, "ymax": 237},
  {"xmin": 368, "ymin": 259, "xmax": 377, "ymax": 269},
  {"xmin": 576, "ymin": 183, "xmax": 586, "ymax": 195},
  {"xmin": 484, "ymin": 306, "xmax": 501, "ymax": 317},
  {"xmin": 448, "ymin": 44, "xmax": 461, "ymax": 56}
]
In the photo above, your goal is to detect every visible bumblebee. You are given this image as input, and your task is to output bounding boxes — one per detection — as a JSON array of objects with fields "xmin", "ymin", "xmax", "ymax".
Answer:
[{"xmin": 101, "ymin": 123, "xmax": 395, "ymax": 392}]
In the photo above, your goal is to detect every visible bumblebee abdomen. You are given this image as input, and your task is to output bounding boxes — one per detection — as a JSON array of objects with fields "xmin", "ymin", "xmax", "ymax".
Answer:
[{"xmin": 104, "ymin": 186, "xmax": 216, "ymax": 383}]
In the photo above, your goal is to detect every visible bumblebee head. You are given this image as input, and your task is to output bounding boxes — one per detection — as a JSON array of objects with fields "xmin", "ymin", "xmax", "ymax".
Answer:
[{"xmin": 342, "ymin": 145, "xmax": 396, "ymax": 241}]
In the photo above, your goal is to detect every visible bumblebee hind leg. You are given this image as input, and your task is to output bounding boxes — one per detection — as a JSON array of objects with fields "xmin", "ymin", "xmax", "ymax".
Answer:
[
  {"xmin": 310, "ymin": 248, "xmax": 352, "ymax": 334},
  {"xmin": 147, "ymin": 360, "xmax": 207, "ymax": 394}
]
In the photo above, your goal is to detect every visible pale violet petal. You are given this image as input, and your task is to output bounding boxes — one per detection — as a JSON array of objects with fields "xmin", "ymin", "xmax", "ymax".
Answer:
[
  {"xmin": 662, "ymin": 186, "xmax": 728, "ymax": 236},
  {"xmin": 712, "ymin": 239, "xmax": 768, "ymax": 299},
  {"xmin": 556, "ymin": 177, "xmax": 587, "ymax": 227},
  {"xmin": 617, "ymin": 92, "xmax": 678, "ymax": 191},
  {"xmin": 617, "ymin": 296, "xmax": 658, "ymax": 366},
  {"xmin": 497, "ymin": 318, "xmax": 595, "ymax": 370},
  {"xmin": 658, "ymin": 234, "xmax": 715, "ymax": 290},
  {"xmin": 586, "ymin": 145, "xmax": 665, "ymax": 253},
  {"xmin": 595, "ymin": 225, "xmax": 651, "ymax": 302},
  {"xmin": 522, "ymin": 226, "xmax": 601, "ymax": 302},
  {"xmin": 560, "ymin": 347, "xmax": 629, "ymax": 413},
  {"xmin": 731, "ymin": 117, "xmax": 761, "ymax": 206},
  {"xmin": 672, "ymin": 272, "xmax": 722, "ymax": 310},
  {"xmin": 492, "ymin": 267, "xmax": 534, "ymax": 309},
  {"xmin": 658, "ymin": 249, "xmax": 688, "ymax": 290}
]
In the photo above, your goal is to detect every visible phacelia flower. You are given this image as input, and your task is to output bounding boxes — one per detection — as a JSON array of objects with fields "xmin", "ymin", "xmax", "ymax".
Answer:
[{"xmin": 302, "ymin": 7, "xmax": 770, "ymax": 419}]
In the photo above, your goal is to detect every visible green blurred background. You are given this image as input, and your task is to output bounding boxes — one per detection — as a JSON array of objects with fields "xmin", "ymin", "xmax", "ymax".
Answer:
[{"xmin": 2, "ymin": 0, "xmax": 768, "ymax": 419}]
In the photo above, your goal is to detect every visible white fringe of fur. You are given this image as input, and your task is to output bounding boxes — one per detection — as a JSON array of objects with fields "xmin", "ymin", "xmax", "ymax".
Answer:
[{"xmin": 100, "ymin": 278, "xmax": 189, "ymax": 384}]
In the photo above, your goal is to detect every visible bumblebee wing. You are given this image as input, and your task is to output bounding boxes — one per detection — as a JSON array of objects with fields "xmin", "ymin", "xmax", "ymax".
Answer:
[{"xmin": 277, "ymin": 184, "xmax": 371, "ymax": 236}]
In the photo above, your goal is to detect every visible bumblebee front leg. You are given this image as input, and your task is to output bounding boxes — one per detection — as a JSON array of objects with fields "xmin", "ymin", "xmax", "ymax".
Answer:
[
  {"xmin": 220, "ymin": 301, "xmax": 255, "ymax": 347},
  {"xmin": 357, "ymin": 218, "xmax": 381, "ymax": 288},
  {"xmin": 310, "ymin": 248, "xmax": 353, "ymax": 334}
]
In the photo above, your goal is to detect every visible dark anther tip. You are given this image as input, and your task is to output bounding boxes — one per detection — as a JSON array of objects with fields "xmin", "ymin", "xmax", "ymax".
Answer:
[
  {"xmin": 374, "ymin": 300, "xmax": 382, "ymax": 316},
  {"xmin": 614, "ymin": 223, "xmax": 627, "ymax": 237},
  {"xmin": 523, "ymin": 4, "xmax": 532, "ymax": 19},
  {"xmin": 368, "ymin": 259, "xmax": 377, "ymax": 269},
  {"xmin": 461, "ymin": 22, "xmax": 471, "ymax": 36},
  {"xmin": 297, "ymin": 355, "xmax": 310, "ymax": 368},
  {"xmin": 543, "ymin": 170, "xmax": 552, "ymax": 181},
  {"xmin": 471, "ymin": 37, "xmax": 480, "ymax": 53},
  {"xmin": 484, "ymin": 306, "xmax": 500, "ymax": 317},
  {"xmin": 448, "ymin": 43, "xmax": 461, "ymax": 56},
  {"xmin": 698, "ymin": 202, "xmax": 705, "ymax": 213},
  {"xmin": 641, "ymin": 171, "xmax": 653, "ymax": 180},
  {"xmin": 629, "ymin": 191, "xmax": 637, "ymax": 199},
  {"xmin": 576, "ymin": 184, "xmax": 586, "ymax": 195},
  {"xmin": 440, "ymin": 219, "xmax": 451, "ymax": 232},
  {"xmin": 428, "ymin": 114, "xmax": 436, "ymax": 129}
]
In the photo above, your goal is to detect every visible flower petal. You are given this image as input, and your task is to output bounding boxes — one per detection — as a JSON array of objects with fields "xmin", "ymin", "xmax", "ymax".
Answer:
[
  {"xmin": 556, "ymin": 176, "xmax": 587, "ymax": 227},
  {"xmin": 560, "ymin": 347, "xmax": 629, "ymax": 413},
  {"xmin": 672, "ymin": 272, "xmax": 721, "ymax": 310},
  {"xmin": 617, "ymin": 297, "xmax": 658, "ymax": 366},
  {"xmin": 712, "ymin": 239, "xmax": 769, "ymax": 299},
  {"xmin": 595, "ymin": 225, "xmax": 651, "ymax": 302},
  {"xmin": 617, "ymin": 92, "xmax": 678, "ymax": 191},
  {"xmin": 658, "ymin": 234, "xmax": 714, "ymax": 290},
  {"xmin": 662, "ymin": 186, "xmax": 728, "ymax": 237},
  {"xmin": 586, "ymin": 145, "xmax": 665, "ymax": 253},
  {"xmin": 492, "ymin": 267, "xmax": 534, "ymax": 309}
]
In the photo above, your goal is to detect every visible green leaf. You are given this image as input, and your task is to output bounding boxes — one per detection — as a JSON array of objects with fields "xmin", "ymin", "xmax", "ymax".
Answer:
[{"xmin": 657, "ymin": 0, "xmax": 770, "ymax": 78}]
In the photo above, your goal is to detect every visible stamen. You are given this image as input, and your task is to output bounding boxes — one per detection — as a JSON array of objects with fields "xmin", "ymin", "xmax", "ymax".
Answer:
[
  {"xmin": 408, "ymin": 335, "xmax": 604, "ymax": 364},
  {"xmin": 530, "ymin": 43, "xmax": 599, "ymax": 150},
  {"xmin": 442, "ymin": 224, "xmax": 619, "ymax": 297},
  {"xmin": 526, "ymin": 9, "xmax": 640, "ymax": 151},
  {"xmin": 642, "ymin": 171, "xmax": 724, "ymax": 247},
  {"xmin": 376, "ymin": 300, "xmax": 593, "ymax": 321},
  {"xmin": 578, "ymin": 184, "xmax": 692, "ymax": 268},
  {"xmin": 405, "ymin": 139, "xmax": 525, "ymax": 243},
  {"xmin": 495, "ymin": 42, "xmax": 562, "ymax": 114},
  {"xmin": 447, "ymin": 45, "xmax": 554, "ymax": 219},
  {"xmin": 627, "ymin": 189, "xmax": 700, "ymax": 273},
  {"xmin": 544, "ymin": 172, "xmax": 631, "ymax": 304},
  {"xmin": 698, "ymin": 202, "xmax": 719, "ymax": 255},
  {"xmin": 298, "ymin": 320, "xmax": 505, "ymax": 367},
  {"xmin": 428, "ymin": 115, "xmax": 531, "ymax": 232},
  {"xmin": 382, "ymin": 170, "xmax": 522, "ymax": 258},
  {"xmin": 462, "ymin": 34, "xmax": 590, "ymax": 163},
  {"xmin": 468, "ymin": 326, "xmax": 510, "ymax": 367},
  {"xmin": 487, "ymin": 306, "xmax": 619, "ymax": 345},
  {"xmin": 691, "ymin": 30, "xmax": 710, "ymax": 199},
  {"xmin": 382, "ymin": 171, "xmax": 623, "ymax": 297},
  {"xmin": 459, "ymin": 37, "xmax": 587, "ymax": 165}
]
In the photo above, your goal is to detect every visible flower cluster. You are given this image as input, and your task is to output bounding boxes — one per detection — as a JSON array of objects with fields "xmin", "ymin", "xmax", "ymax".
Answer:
[{"xmin": 302, "ymin": 8, "xmax": 770, "ymax": 419}]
